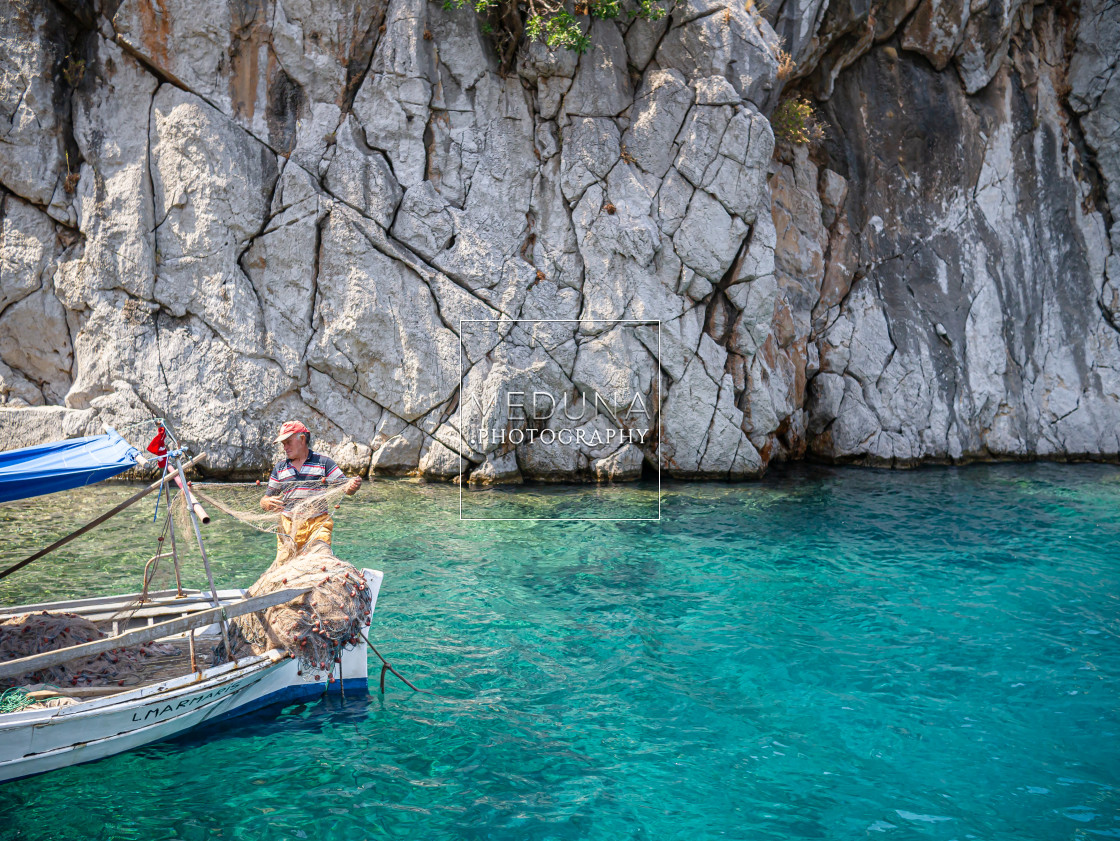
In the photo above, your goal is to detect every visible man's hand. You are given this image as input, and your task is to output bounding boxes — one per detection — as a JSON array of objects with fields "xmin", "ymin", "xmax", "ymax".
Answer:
[
  {"xmin": 261, "ymin": 495, "xmax": 284, "ymax": 512},
  {"xmin": 346, "ymin": 476, "xmax": 363, "ymax": 495}
]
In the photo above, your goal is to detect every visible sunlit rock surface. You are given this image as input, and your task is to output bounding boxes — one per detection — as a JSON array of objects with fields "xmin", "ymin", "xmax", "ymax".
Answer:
[{"xmin": 0, "ymin": 0, "xmax": 1116, "ymax": 478}]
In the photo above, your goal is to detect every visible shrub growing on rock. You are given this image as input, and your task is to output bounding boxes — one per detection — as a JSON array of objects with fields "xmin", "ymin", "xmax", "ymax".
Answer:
[
  {"xmin": 770, "ymin": 96, "xmax": 825, "ymax": 145},
  {"xmin": 442, "ymin": 0, "xmax": 675, "ymax": 69}
]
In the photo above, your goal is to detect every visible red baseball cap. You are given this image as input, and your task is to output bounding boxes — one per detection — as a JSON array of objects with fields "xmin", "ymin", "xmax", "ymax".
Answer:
[{"xmin": 274, "ymin": 420, "xmax": 310, "ymax": 443}]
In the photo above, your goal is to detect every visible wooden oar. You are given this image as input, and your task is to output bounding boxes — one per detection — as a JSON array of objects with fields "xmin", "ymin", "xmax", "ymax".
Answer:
[
  {"xmin": 0, "ymin": 453, "xmax": 207, "ymax": 581},
  {"xmin": 0, "ymin": 586, "xmax": 311, "ymax": 681}
]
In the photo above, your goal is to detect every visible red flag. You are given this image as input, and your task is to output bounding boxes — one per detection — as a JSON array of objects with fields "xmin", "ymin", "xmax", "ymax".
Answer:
[{"xmin": 147, "ymin": 426, "xmax": 168, "ymax": 469}]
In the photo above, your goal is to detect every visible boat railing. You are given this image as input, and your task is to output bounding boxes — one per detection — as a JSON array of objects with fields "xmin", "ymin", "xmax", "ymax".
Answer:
[{"xmin": 0, "ymin": 586, "xmax": 311, "ymax": 683}]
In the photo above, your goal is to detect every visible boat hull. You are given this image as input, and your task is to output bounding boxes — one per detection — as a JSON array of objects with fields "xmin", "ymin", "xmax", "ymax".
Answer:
[{"xmin": 0, "ymin": 569, "xmax": 382, "ymax": 783}]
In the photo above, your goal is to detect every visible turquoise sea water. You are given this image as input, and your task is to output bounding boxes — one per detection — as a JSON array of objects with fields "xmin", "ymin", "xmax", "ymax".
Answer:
[{"xmin": 0, "ymin": 465, "xmax": 1118, "ymax": 840}]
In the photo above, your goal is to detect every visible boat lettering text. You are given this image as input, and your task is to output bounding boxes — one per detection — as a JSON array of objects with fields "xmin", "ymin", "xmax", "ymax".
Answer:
[{"xmin": 131, "ymin": 682, "xmax": 242, "ymax": 721}]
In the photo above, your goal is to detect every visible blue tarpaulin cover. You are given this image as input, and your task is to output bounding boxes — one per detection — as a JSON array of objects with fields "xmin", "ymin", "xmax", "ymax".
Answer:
[{"xmin": 0, "ymin": 430, "xmax": 139, "ymax": 504}]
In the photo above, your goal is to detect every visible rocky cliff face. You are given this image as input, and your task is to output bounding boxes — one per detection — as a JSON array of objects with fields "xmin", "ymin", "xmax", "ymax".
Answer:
[{"xmin": 0, "ymin": 0, "xmax": 1115, "ymax": 480}]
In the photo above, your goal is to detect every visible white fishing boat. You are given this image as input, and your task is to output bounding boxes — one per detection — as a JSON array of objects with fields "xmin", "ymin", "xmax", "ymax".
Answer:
[{"xmin": 0, "ymin": 425, "xmax": 384, "ymax": 784}]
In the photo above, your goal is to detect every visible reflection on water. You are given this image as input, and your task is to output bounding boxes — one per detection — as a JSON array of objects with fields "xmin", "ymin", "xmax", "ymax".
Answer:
[{"xmin": 1, "ymin": 464, "xmax": 1118, "ymax": 840}]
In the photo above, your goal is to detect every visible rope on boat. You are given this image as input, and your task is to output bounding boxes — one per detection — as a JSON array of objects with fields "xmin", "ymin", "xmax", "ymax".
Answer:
[
  {"xmin": 0, "ymin": 687, "xmax": 36, "ymax": 713},
  {"xmin": 354, "ymin": 627, "xmax": 429, "ymax": 695}
]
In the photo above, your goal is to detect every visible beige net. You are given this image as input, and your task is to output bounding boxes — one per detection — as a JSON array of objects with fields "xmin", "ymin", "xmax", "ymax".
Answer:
[
  {"xmin": 220, "ymin": 540, "xmax": 373, "ymax": 674},
  {"xmin": 181, "ymin": 480, "xmax": 372, "ymax": 675},
  {"xmin": 183, "ymin": 478, "xmax": 354, "ymax": 537},
  {"xmin": 0, "ymin": 613, "xmax": 177, "ymax": 690}
]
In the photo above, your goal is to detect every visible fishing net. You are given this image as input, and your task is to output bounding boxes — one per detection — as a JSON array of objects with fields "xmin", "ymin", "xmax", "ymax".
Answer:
[
  {"xmin": 180, "ymin": 478, "xmax": 372, "ymax": 675},
  {"xmin": 131, "ymin": 475, "xmax": 359, "ymax": 617},
  {"xmin": 183, "ymin": 478, "xmax": 354, "ymax": 538},
  {"xmin": 0, "ymin": 613, "xmax": 177, "ymax": 690},
  {"xmin": 219, "ymin": 540, "xmax": 373, "ymax": 674}
]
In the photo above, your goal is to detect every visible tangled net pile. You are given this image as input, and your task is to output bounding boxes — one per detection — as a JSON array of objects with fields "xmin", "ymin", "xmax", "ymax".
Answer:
[
  {"xmin": 222, "ymin": 540, "xmax": 373, "ymax": 674},
  {"xmin": 187, "ymin": 479, "xmax": 371, "ymax": 675},
  {"xmin": 0, "ymin": 613, "xmax": 176, "ymax": 690}
]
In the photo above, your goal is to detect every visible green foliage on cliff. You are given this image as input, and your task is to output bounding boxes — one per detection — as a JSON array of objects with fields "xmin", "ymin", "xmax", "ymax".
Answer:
[
  {"xmin": 771, "ymin": 96, "xmax": 825, "ymax": 145},
  {"xmin": 442, "ymin": 0, "xmax": 674, "ymax": 68}
]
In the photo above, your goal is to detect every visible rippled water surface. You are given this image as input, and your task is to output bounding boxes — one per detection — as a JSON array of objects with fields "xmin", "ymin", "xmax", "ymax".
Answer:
[{"xmin": 1, "ymin": 465, "xmax": 1118, "ymax": 840}]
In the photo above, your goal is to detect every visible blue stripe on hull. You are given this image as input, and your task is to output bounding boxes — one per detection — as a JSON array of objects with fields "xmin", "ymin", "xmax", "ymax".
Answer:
[
  {"xmin": 206, "ymin": 677, "xmax": 371, "ymax": 724},
  {"xmin": 1, "ymin": 678, "xmax": 373, "ymax": 785}
]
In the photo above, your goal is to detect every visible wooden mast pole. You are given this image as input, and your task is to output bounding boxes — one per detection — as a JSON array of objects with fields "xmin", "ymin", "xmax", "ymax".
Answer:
[
  {"xmin": 162, "ymin": 423, "xmax": 231, "ymax": 662},
  {"xmin": 166, "ymin": 486, "xmax": 186, "ymax": 598}
]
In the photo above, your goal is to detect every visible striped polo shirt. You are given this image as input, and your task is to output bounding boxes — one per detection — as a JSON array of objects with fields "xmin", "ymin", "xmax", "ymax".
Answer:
[{"xmin": 264, "ymin": 451, "xmax": 345, "ymax": 514}]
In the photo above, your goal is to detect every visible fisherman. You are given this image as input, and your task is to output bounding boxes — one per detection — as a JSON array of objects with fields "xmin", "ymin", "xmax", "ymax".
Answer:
[{"xmin": 260, "ymin": 421, "xmax": 361, "ymax": 557}]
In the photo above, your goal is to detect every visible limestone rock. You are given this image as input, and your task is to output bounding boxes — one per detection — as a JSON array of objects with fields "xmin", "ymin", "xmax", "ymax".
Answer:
[
  {"xmin": 0, "ymin": 0, "xmax": 74, "ymax": 207},
  {"xmin": 326, "ymin": 116, "xmax": 403, "ymax": 229},
  {"xmin": 242, "ymin": 165, "xmax": 324, "ymax": 380},
  {"xmin": 353, "ymin": 71, "xmax": 431, "ymax": 190},
  {"xmin": 0, "ymin": 406, "xmax": 92, "ymax": 448},
  {"xmin": 468, "ymin": 450, "xmax": 522, "ymax": 486},
  {"xmin": 114, "ymin": 0, "xmax": 383, "ymax": 155},
  {"xmin": 901, "ymin": 0, "xmax": 971, "ymax": 70},
  {"xmin": 517, "ymin": 434, "xmax": 580, "ymax": 481},
  {"xmin": 623, "ymin": 70, "xmax": 694, "ymax": 179},
  {"xmin": 560, "ymin": 118, "xmax": 620, "ymax": 203},
  {"xmin": 301, "ymin": 367, "xmax": 383, "ymax": 447},
  {"xmin": 591, "ymin": 443, "xmax": 645, "ymax": 482},
  {"xmin": 58, "ymin": 37, "xmax": 158, "ymax": 308},
  {"xmin": 418, "ymin": 436, "xmax": 467, "ymax": 479},
  {"xmin": 0, "ymin": 283, "xmax": 72, "ymax": 405},
  {"xmin": 308, "ymin": 207, "xmax": 460, "ymax": 421},
  {"xmin": 702, "ymin": 107, "xmax": 774, "ymax": 222},
  {"xmin": 804, "ymin": 4, "xmax": 1120, "ymax": 464},
  {"xmin": 674, "ymin": 189, "xmax": 749, "ymax": 281},
  {"xmin": 675, "ymin": 105, "xmax": 733, "ymax": 188},
  {"xmin": 391, "ymin": 182, "xmax": 454, "ymax": 260},
  {"xmin": 150, "ymin": 85, "xmax": 277, "ymax": 356},
  {"xmin": 656, "ymin": 1, "xmax": 780, "ymax": 109},
  {"xmin": 0, "ymin": 0, "xmax": 1115, "ymax": 482},
  {"xmin": 1, "ymin": 195, "xmax": 58, "ymax": 311},
  {"xmin": 564, "ymin": 20, "xmax": 633, "ymax": 117},
  {"xmin": 371, "ymin": 425, "xmax": 425, "ymax": 475},
  {"xmin": 320, "ymin": 440, "xmax": 373, "ymax": 475}
]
